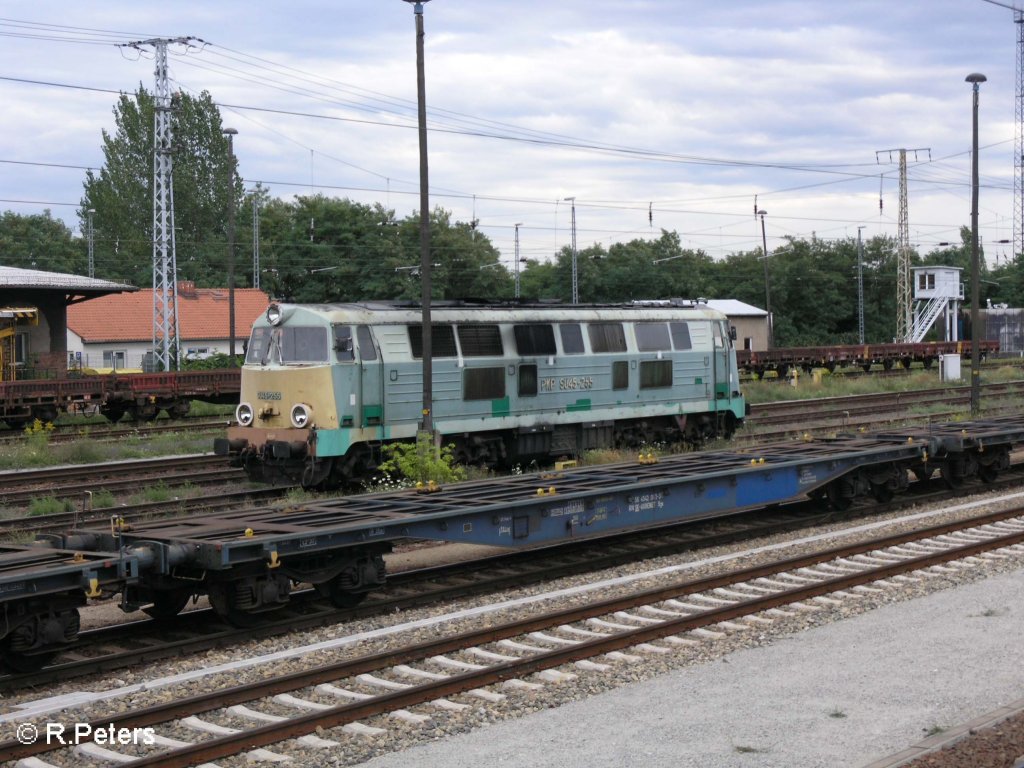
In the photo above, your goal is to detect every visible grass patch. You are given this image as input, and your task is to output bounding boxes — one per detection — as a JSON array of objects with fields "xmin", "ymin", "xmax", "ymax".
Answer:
[
  {"xmin": 28, "ymin": 496, "xmax": 73, "ymax": 516},
  {"xmin": 734, "ymin": 745, "xmax": 765, "ymax": 754},
  {"xmin": 89, "ymin": 489, "xmax": 117, "ymax": 509},
  {"xmin": 923, "ymin": 725, "xmax": 947, "ymax": 737},
  {"xmin": 828, "ymin": 709, "xmax": 848, "ymax": 719},
  {"xmin": 133, "ymin": 482, "xmax": 174, "ymax": 504}
]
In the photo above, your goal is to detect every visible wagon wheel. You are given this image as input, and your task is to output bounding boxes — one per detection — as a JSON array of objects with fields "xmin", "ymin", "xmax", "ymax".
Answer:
[
  {"xmin": 940, "ymin": 460, "xmax": 965, "ymax": 489},
  {"xmin": 869, "ymin": 482, "xmax": 894, "ymax": 503},
  {"xmin": 826, "ymin": 477, "xmax": 856, "ymax": 511},
  {"xmin": 315, "ymin": 580, "xmax": 369, "ymax": 609},
  {"xmin": 143, "ymin": 588, "xmax": 193, "ymax": 620},
  {"xmin": 977, "ymin": 462, "xmax": 999, "ymax": 483}
]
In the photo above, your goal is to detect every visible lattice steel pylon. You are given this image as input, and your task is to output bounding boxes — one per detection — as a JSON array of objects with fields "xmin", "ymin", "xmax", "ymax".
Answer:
[
  {"xmin": 877, "ymin": 147, "xmax": 929, "ymax": 342},
  {"xmin": 123, "ymin": 36, "xmax": 197, "ymax": 371}
]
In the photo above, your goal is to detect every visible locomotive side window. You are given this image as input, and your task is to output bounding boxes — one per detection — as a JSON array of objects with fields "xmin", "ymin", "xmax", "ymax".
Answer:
[
  {"xmin": 559, "ymin": 323, "xmax": 585, "ymax": 354},
  {"xmin": 519, "ymin": 363, "xmax": 538, "ymax": 396},
  {"xmin": 513, "ymin": 324, "xmax": 556, "ymax": 355},
  {"xmin": 464, "ymin": 367, "xmax": 505, "ymax": 400},
  {"xmin": 635, "ymin": 322, "xmax": 671, "ymax": 351},
  {"xmin": 332, "ymin": 325, "xmax": 355, "ymax": 362},
  {"xmin": 670, "ymin": 322, "xmax": 692, "ymax": 350},
  {"xmin": 640, "ymin": 360, "xmax": 673, "ymax": 389},
  {"xmin": 588, "ymin": 323, "xmax": 627, "ymax": 353},
  {"xmin": 356, "ymin": 326, "xmax": 377, "ymax": 361},
  {"xmin": 458, "ymin": 324, "xmax": 504, "ymax": 357},
  {"xmin": 279, "ymin": 326, "xmax": 329, "ymax": 363},
  {"xmin": 408, "ymin": 325, "xmax": 457, "ymax": 358},
  {"xmin": 612, "ymin": 360, "xmax": 628, "ymax": 390},
  {"xmin": 246, "ymin": 326, "xmax": 272, "ymax": 364}
]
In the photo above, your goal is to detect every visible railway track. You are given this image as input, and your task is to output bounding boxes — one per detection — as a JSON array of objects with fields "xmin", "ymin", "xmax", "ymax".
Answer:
[
  {"xmin": 4, "ymin": 464, "xmax": 1022, "ymax": 691},
  {"xmin": 5, "ymin": 506, "xmax": 1022, "ymax": 766},
  {"xmin": 0, "ymin": 454, "xmax": 243, "ymax": 511}
]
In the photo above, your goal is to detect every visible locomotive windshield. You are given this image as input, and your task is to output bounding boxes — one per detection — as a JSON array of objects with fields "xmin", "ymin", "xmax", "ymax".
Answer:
[{"xmin": 245, "ymin": 325, "xmax": 329, "ymax": 365}]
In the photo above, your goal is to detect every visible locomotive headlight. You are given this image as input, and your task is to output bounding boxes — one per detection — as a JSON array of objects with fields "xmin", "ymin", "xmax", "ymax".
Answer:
[
  {"xmin": 290, "ymin": 403, "xmax": 313, "ymax": 428},
  {"xmin": 266, "ymin": 303, "xmax": 283, "ymax": 325},
  {"xmin": 236, "ymin": 402, "xmax": 255, "ymax": 426}
]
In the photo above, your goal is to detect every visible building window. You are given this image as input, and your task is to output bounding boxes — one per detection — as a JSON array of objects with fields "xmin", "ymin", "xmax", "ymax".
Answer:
[
  {"xmin": 513, "ymin": 324, "xmax": 557, "ymax": 355},
  {"xmin": 640, "ymin": 360, "xmax": 673, "ymax": 389},
  {"xmin": 519, "ymin": 364, "xmax": 537, "ymax": 396},
  {"xmin": 464, "ymin": 367, "xmax": 505, "ymax": 400},
  {"xmin": 458, "ymin": 324, "xmax": 504, "ymax": 356},
  {"xmin": 560, "ymin": 323, "xmax": 585, "ymax": 354},
  {"xmin": 103, "ymin": 350, "xmax": 127, "ymax": 370},
  {"xmin": 612, "ymin": 360, "xmax": 628, "ymax": 390},
  {"xmin": 588, "ymin": 323, "xmax": 627, "ymax": 353}
]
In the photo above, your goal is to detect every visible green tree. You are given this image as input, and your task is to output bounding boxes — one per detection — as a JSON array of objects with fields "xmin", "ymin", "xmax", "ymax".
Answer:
[
  {"xmin": 79, "ymin": 87, "xmax": 240, "ymax": 287},
  {"xmin": 0, "ymin": 211, "xmax": 84, "ymax": 273}
]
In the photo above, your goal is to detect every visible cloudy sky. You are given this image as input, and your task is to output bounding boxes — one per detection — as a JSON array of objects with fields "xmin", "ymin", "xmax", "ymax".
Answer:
[{"xmin": 1, "ymin": 1, "xmax": 1020, "ymax": 271}]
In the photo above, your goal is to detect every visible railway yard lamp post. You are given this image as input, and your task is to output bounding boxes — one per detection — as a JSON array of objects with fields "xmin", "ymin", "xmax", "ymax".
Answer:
[
  {"xmin": 514, "ymin": 223, "xmax": 523, "ymax": 299},
  {"xmin": 86, "ymin": 208, "xmax": 95, "ymax": 279},
  {"xmin": 223, "ymin": 128, "xmax": 238, "ymax": 365},
  {"xmin": 404, "ymin": 0, "xmax": 434, "ymax": 436},
  {"xmin": 967, "ymin": 72, "xmax": 986, "ymax": 415},
  {"xmin": 758, "ymin": 209, "xmax": 773, "ymax": 349},
  {"xmin": 565, "ymin": 197, "xmax": 578, "ymax": 304}
]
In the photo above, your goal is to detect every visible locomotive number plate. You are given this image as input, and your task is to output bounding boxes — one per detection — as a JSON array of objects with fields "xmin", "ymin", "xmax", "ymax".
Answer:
[{"xmin": 257, "ymin": 391, "xmax": 283, "ymax": 400}]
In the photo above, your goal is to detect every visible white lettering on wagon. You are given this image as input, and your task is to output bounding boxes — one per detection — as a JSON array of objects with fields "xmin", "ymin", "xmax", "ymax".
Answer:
[
  {"xmin": 628, "ymin": 491, "xmax": 665, "ymax": 513},
  {"xmin": 548, "ymin": 499, "xmax": 585, "ymax": 517}
]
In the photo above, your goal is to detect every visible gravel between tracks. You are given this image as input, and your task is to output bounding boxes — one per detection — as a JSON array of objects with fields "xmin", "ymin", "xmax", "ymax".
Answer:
[{"xmin": 4, "ymin": 489, "xmax": 1024, "ymax": 767}]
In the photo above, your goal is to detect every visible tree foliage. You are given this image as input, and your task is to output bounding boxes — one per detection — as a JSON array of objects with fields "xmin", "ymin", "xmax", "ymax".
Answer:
[
  {"xmin": 0, "ymin": 211, "xmax": 83, "ymax": 273},
  {"xmin": 78, "ymin": 87, "xmax": 241, "ymax": 287}
]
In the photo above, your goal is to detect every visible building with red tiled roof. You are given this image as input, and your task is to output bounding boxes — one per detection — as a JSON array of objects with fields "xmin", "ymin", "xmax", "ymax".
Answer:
[{"xmin": 67, "ymin": 282, "xmax": 270, "ymax": 370}]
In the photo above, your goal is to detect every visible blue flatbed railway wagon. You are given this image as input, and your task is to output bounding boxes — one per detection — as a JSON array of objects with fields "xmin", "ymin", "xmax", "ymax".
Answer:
[
  {"xmin": 5, "ymin": 416, "xmax": 1024, "ymax": 668},
  {"xmin": 216, "ymin": 300, "xmax": 748, "ymax": 488}
]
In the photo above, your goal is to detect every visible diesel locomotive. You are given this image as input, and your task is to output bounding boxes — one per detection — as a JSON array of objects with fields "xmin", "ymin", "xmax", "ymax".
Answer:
[{"xmin": 214, "ymin": 300, "xmax": 748, "ymax": 488}]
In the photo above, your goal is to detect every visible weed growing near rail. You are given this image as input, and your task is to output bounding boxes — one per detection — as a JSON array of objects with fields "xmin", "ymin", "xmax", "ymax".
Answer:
[
  {"xmin": 27, "ymin": 496, "xmax": 73, "ymax": 516},
  {"xmin": 378, "ymin": 432, "xmax": 466, "ymax": 487}
]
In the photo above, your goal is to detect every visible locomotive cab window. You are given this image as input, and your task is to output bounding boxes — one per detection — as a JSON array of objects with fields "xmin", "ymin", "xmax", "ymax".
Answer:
[
  {"xmin": 560, "ymin": 323, "xmax": 585, "ymax": 354},
  {"xmin": 279, "ymin": 326, "xmax": 329, "ymax": 363},
  {"xmin": 458, "ymin": 324, "xmax": 504, "ymax": 357},
  {"xmin": 246, "ymin": 326, "xmax": 272, "ymax": 364},
  {"xmin": 409, "ymin": 324, "xmax": 457, "ymax": 358},
  {"xmin": 588, "ymin": 323, "xmax": 627, "ymax": 353},
  {"xmin": 513, "ymin": 324, "xmax": 556, "ymax": 356},
  {"xmin": 635, "ymin": 322, "xmax": 671, "ymax": 352},
  {"xmin": 332, "ymin": 325, "xmax": 355, "ymax": 362},
  {"xmin": 356, "ymin": 326, "xmax": 377, "ymax": 361},
  {"xmin": 464, "ymin": 367, "xmax": 505, "ymax": 400},
  {"xmin": 670, "ymin": 322, "xmax": 692, "ymax": 351}
]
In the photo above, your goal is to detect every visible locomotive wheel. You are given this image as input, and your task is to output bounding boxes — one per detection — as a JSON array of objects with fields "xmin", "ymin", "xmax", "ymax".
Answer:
[{"xmin": 143, "ymin": 588, "xmax": 193, "ymax": 620}]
